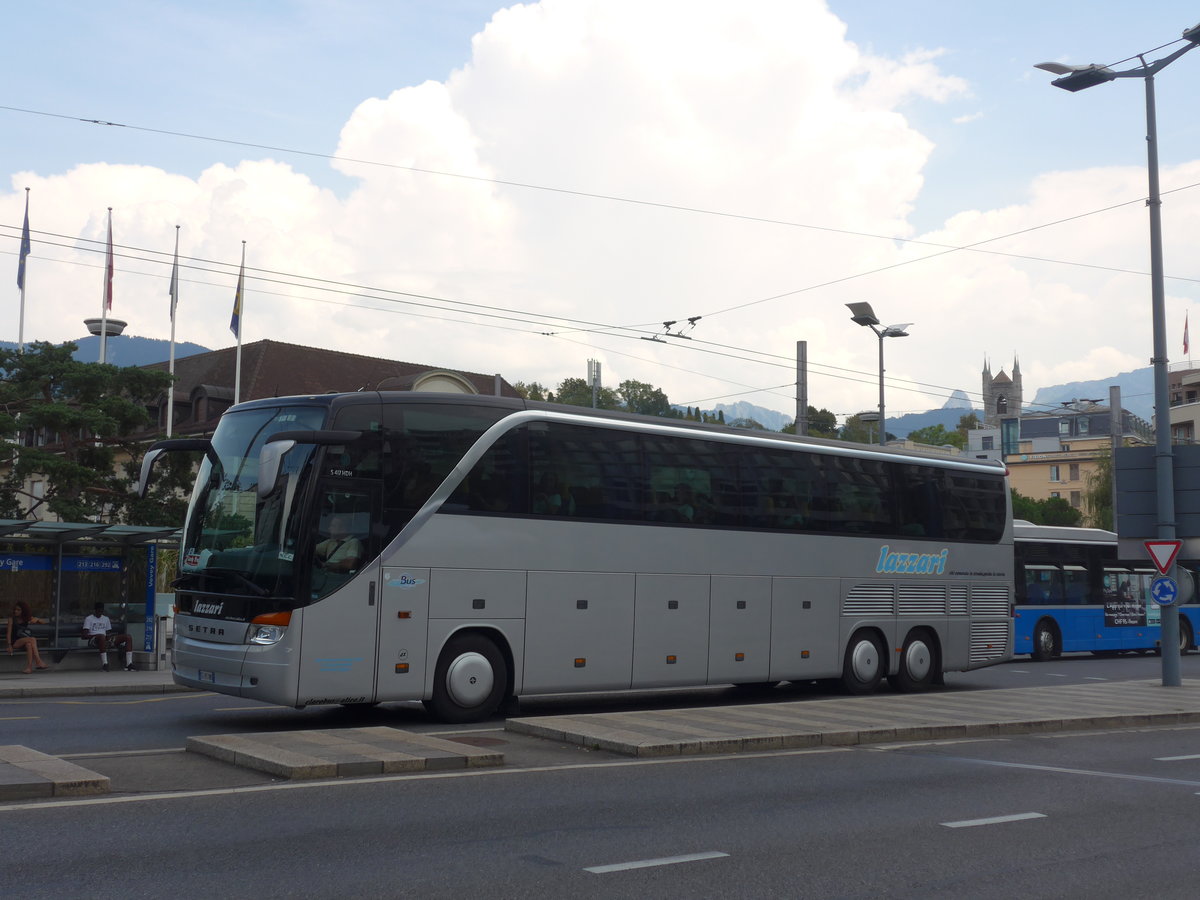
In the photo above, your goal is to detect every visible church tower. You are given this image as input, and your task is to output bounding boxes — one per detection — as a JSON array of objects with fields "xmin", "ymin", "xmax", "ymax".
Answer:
[{"xmin": 982, "ymin": 357, "xmax": 1022, "ymax": 426}]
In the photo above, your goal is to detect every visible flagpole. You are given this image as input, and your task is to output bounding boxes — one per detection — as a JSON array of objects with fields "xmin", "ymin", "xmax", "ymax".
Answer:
[
  {"xmin": 167, "ymin": 225, "xmax": 180, "ymax": 437},
  {"xmin": 232, "ymin": 241, "xmax": 245, "ymax": 404},
  {"xmin": 100, "ymin": 207, "xmax": 113, "ymax": 364}
]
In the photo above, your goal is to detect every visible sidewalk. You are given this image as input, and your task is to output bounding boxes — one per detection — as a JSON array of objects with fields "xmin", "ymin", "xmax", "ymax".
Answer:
[{"xmin": 0, "ymin": 665, "xmax": 185, "ymax": 698}]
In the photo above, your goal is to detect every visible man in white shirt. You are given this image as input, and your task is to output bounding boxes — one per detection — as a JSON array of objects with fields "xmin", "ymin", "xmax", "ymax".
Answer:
[{"xmin": 81, "ymin": 603, "xmax": 135, "ymax": 672}]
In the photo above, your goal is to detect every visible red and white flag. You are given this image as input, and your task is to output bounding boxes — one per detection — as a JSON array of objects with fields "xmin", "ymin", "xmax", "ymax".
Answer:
[{"xmin": 1185, "ymin": 311, "xmax": 1190, "ymax": 356}]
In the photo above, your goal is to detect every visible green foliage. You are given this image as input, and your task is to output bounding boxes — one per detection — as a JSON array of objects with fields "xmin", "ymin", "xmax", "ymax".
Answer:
[
  {"xmin": 616, "ymin": 380, "xmax": 673, "ymax": 417},
  {"xmin": 1011, "ymin": 489, "xmax": 1083, "ymax": 526},
  {"xmin": 907, "ymin": 424, "xmax": 964, "ymax": 449},
  {"xmin": 0, "ymin": 341, "xmax": 189, "ymax": 524},
  {"xmin": 1083, "ymin": 452, "xmax": 1113, "ymax": 530},
  {"xmin": 956, "ymin": 413, "xmax": 981, "ymax": 444},
  {"xmin": 841, "ymin": 413, "xmax": 889, "ymax": 445},
  {"xmin": 551, "ymin": 377, "xmax": 621, "ymax": 409},
  {"xmin": 781, "ymin": 406, "xmax": 839, "ymax": 438},
  {"xmin": 512, "ymin": 381, "xmax": 549, "ymax": 401}
]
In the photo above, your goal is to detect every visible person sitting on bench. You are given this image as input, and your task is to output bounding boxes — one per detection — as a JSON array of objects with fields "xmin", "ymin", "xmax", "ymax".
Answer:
[{"xmin": 81, "ymin": 603, "xmax": 135, "ymax": 671}]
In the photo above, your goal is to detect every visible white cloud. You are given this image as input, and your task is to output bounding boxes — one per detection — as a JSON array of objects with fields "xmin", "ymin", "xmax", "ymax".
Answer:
[{"xmin": 7, "ymin": 0, "xmax": 1199, "ymax": 425}]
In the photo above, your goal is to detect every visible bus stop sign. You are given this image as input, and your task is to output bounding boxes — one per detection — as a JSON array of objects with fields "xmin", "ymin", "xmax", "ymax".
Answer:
[{"xmin": 1145, "ymin": 540, "xmax": 1182, "ymax": 576}]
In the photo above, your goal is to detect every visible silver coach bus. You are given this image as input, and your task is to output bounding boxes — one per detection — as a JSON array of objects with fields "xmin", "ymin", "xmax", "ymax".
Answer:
[{"xmin": 140, "ymin": 392, "xmax": 1013, "ymax": 722}]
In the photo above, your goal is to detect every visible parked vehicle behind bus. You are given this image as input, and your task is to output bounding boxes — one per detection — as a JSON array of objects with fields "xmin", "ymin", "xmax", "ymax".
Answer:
[{"xmin": 1014, "ymin": 520, "xmax": 1198, "ymax": 659}]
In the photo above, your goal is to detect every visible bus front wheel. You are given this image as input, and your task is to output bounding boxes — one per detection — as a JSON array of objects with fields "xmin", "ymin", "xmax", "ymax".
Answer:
[
  {"xmin": 1031, "ymin": 621, "xmax": 1060, "ymax": 661},
  {"xmin": 425, "ymin": 633, "xmax": 508, "ymax": 724},
  {"xmin": 888, "ymin": 629, "xmax": 938, "ymax": 692},
  {"xmin": 841, "ymin": 631, "xmax": 884, "ymax": 695}
]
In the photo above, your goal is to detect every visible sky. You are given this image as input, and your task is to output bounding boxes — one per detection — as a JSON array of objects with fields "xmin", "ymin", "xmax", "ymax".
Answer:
[{"xmin": 5, "ymin": 0, "xmax": 1200, "ymax": 424}]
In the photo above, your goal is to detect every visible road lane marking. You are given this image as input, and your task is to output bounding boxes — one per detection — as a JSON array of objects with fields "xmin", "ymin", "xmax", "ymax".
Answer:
[
  {"xmin": 53, "ymin": 694, "xmax": 214, "ymax": 706},
  {"xmin": 940, "ymin": 755, "xmax": 1200, "ymax": 786},
  {"xmin": 62, "ymin": 748, "xmax": 184, "ymax": 759},
  {"xmin": 584, "ymin": 851, "xmax": 729, "ymax": 873},
  {"xmin": 0, "ymin": 745, "xmax": 853, "ymax": 811},
  {"xmin": 1155, "ymin": 753, "xmax": 1200, "ymax": 761},
  {"xmin": 0, "ymin": 716, "xmax": 39, "ymax": 721},
  {"xmin": 942, "ymin": 813, "xmax": 1045, "ymax": 828}
]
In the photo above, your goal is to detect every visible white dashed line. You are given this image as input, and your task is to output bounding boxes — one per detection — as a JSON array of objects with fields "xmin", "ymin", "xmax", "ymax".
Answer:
[
  {"xmin": 1155, "ymin": 753, "xmax": 1200, "ymax": 761},
  {"xmin": 941, "ymin": 812, "xmax": 1046, "ymax": 828},
  {"xmin": 584, "ymin": 851, "xmax": 729, "ymax": 873}
]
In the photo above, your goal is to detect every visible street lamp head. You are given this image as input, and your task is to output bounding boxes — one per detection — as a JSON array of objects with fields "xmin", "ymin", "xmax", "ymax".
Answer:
[
  {"xmin": 845, "ymin": 301, "xmax": 879, "ymax": 327},
  {"xmin": 1184, "ymin": 22, "xmax": 1200, "ymax": 44},
  {"xmin": 1034, "ymin": 61, "xmax": 1116, "ymax": 91},
  {"xmin": 882, "ymin": 323, "xmax": 911, "ymax": 338}
]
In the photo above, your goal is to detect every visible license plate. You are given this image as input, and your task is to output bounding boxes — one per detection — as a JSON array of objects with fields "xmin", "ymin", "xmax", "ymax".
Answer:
[{"xmin": 198, "ymin": 669, "xmax": 216, "ymax": 684}]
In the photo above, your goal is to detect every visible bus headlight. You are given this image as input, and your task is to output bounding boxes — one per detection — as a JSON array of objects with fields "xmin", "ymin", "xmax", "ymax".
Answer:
[
  {"xmin": 248, "ymin": 611, "xmax": 292, "ymax": 645},
  {"xmin": 249, "ymin": 624, "xmax": 286, "ymax": 645}
]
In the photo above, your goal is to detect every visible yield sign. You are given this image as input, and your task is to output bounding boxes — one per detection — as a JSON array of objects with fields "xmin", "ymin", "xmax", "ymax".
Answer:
[{"xmin": 1145, "ymin": 540, "xmax": 1182, "ymax": 575}]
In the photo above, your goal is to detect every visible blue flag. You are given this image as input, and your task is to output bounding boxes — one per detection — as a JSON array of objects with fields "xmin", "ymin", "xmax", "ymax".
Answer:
[
  {"xmin": 230, "ymin": 249, "xmax": 244, "ymax": 337},
  {"xmin": 17, "ymin": 191, "xmax": 30, "ymax": 291}
]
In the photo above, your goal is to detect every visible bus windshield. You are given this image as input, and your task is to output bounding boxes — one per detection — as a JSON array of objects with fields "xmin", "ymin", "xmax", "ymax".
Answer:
[{"xmin": 179, "ymin": 405, "xmax": 327, "ymax": 599}]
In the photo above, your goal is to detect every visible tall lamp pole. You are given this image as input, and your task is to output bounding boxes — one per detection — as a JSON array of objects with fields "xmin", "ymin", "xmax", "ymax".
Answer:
[
  {"xmin": 847, "ymin": 302, "xmax": 911, "ymax": 446},
  {"xmin": 1036, "ymin": 22, "xmax": 1200, "ymax": 687}
]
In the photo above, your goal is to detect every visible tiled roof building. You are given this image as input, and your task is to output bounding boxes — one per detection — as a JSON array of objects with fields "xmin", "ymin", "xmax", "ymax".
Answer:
[{"xmin": 144, "ymin": 339, "xmax": 519, "ymax": 435}]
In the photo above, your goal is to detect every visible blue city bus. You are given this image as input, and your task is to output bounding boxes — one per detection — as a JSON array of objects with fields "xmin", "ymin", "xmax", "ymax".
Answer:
[{"xmin": 1014, "ymin": 521, "xmax": 1199, "ymax": 659}]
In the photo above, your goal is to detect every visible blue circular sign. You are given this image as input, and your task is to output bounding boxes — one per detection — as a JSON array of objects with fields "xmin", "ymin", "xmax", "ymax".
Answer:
[{"xmin": 1152, "ymin": 577, "xmax": 1179, "ymax": 606}]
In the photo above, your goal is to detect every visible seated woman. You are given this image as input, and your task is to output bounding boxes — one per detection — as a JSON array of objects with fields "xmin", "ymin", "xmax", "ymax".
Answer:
[{"xmin": 7, "ymin": 601, "xmax": 50, "ymax": 674}]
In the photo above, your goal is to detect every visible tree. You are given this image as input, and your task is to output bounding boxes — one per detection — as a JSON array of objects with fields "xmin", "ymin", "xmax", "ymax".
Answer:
[
  {"xmin": 1011, "ymin": 489, "xmax": 1083, "ymax": 526},
  {"xmin": 781, "ymin": 406, "xmax": 839, "ymax": 438},
  {"xmin": 1082, "ymin": 451, "xmax": 1113, "ymax": 530},
  {"xmin": 616, "ymin": 380, "xmax": 673, "ymax": 417},
  {"xmin": 512, "ymin": 380, "xmax": 549, "ymax": 401},
  {"xmin": 841, "ymin": 413, "xmax": 888, "ymax": 445},
  {"xmin": 551, "ymin": 377, "xmax": 620, "ymax": 410},
  {"xmin": 0, "ymin": 342, "xmax": 190, "ymax": 524},
  {"xmin": 956, "ymin": 412, "xmax": 981, "ymax": 445},
  {"xmin": 907, "ymin": 424, "xmax": 963, "ymax": 449}
]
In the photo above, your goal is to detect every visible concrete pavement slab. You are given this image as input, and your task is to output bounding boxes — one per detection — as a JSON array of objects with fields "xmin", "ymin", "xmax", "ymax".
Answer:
[
  {"xmin": 506, "ymin": 679, "xmax": 1200, "ymax": 757},
  {"xmin": 0, "ymin": 745, "xmax": 110, "ymax": 798},
  {"xmin": 187, "ymin": 725, "xmax": 504, "ymax": 779}
]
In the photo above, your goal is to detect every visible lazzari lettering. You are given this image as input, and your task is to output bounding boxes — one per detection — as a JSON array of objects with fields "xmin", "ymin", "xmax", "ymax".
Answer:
[{"xmin": 875, "ymin": 546, "xmax": 949, "ymax": 575}]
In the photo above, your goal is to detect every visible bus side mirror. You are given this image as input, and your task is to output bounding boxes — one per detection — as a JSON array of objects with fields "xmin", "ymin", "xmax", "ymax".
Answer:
[
  {"xmin": 257, "ymin": 430, "xmax": 361, "ymax": 500},
  {"xmin": 138, "ymin": 438, "xmax": 213, "ymax": 498},
  {"xmin": 258, "ymin": 440, "xmax": 296, "ymax": 500}
]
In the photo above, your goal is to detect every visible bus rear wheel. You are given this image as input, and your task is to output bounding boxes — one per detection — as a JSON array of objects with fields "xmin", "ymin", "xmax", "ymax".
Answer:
[
  {"xmin": 841, "ymin": 631, "xmax": 884, "ymax": 695},
  {"xmin": 1031, "ymin": 620, "xmax": 1060, "ymax": 661},
  {"xmin": 425, "ymin": 633, "xmax": 508, "ymax": 724},
  {"xmin": 888, "ymin": 630, "xmax": 938, "ymax": 692},
  {"xmin": 1180, "ymin": 617, "xmax": 1194, "ymax": 655}
]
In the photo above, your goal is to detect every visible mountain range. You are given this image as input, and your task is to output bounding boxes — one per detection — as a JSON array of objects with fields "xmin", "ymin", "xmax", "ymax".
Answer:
[{"xmin": 1, "ymin": 335, "xmax": 210, "ymax": 367}]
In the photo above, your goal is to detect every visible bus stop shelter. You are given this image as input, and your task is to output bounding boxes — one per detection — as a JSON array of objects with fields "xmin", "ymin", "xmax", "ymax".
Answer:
[{"xmin": 0, "ymin": 519, "xmax": 179, "ymax": 656}]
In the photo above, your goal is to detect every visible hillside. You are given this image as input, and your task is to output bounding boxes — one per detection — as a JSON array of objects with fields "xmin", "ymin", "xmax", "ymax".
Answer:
[{"xmin": 1, "ymin": 335, "xmax": 211, "ymax": 367}]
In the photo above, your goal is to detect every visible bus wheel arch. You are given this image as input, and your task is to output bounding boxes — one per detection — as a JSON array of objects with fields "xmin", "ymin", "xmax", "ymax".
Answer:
[
  {"xmin": 887, "ymin": 627, "xmax": 940, "ymax": 692},
  {"xmin": 424, "ymin": 629, "xmax": 512, "ymax": 724},
  {"xmin": 1180, "ymin": 616, "xmax": 1194, "ymax": 655},
  {"xmin": 1031, "ymin": 618, "xmax": 1061, "ymax": 661},
  {"xmin": 841, "ymin": 628, "xmax": 886, "ymax": 695}
]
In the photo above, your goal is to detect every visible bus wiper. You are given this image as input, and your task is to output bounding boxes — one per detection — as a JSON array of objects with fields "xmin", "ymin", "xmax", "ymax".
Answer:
[{"xmin": 171, "ymin": 568, "xmax": 270, "ymax": 597}]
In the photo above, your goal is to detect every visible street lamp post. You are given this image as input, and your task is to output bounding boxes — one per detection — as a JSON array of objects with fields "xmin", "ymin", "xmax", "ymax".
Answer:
[
  {"xmin": 847, "ymin": 302, "xmax": 911, "ymax": 447},
  {"xmin": 1036, "ymin": 22, "xmax": 1200, "ymax": 687}
]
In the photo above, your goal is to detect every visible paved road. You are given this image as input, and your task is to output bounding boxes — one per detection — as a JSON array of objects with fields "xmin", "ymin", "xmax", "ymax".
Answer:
[
  {"xmin": 4, "ymin": 722, "xmax": 1200, "ymax": 899},
  {"xmin": 4, "ymin": 652, "xmax": 1199, "ymax": 757}
]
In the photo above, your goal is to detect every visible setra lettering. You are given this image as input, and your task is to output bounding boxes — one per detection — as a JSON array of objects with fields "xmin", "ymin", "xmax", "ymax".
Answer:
[{"xmin": 875, "ymin": 546, "xmax": 949, "ymax": 575}]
